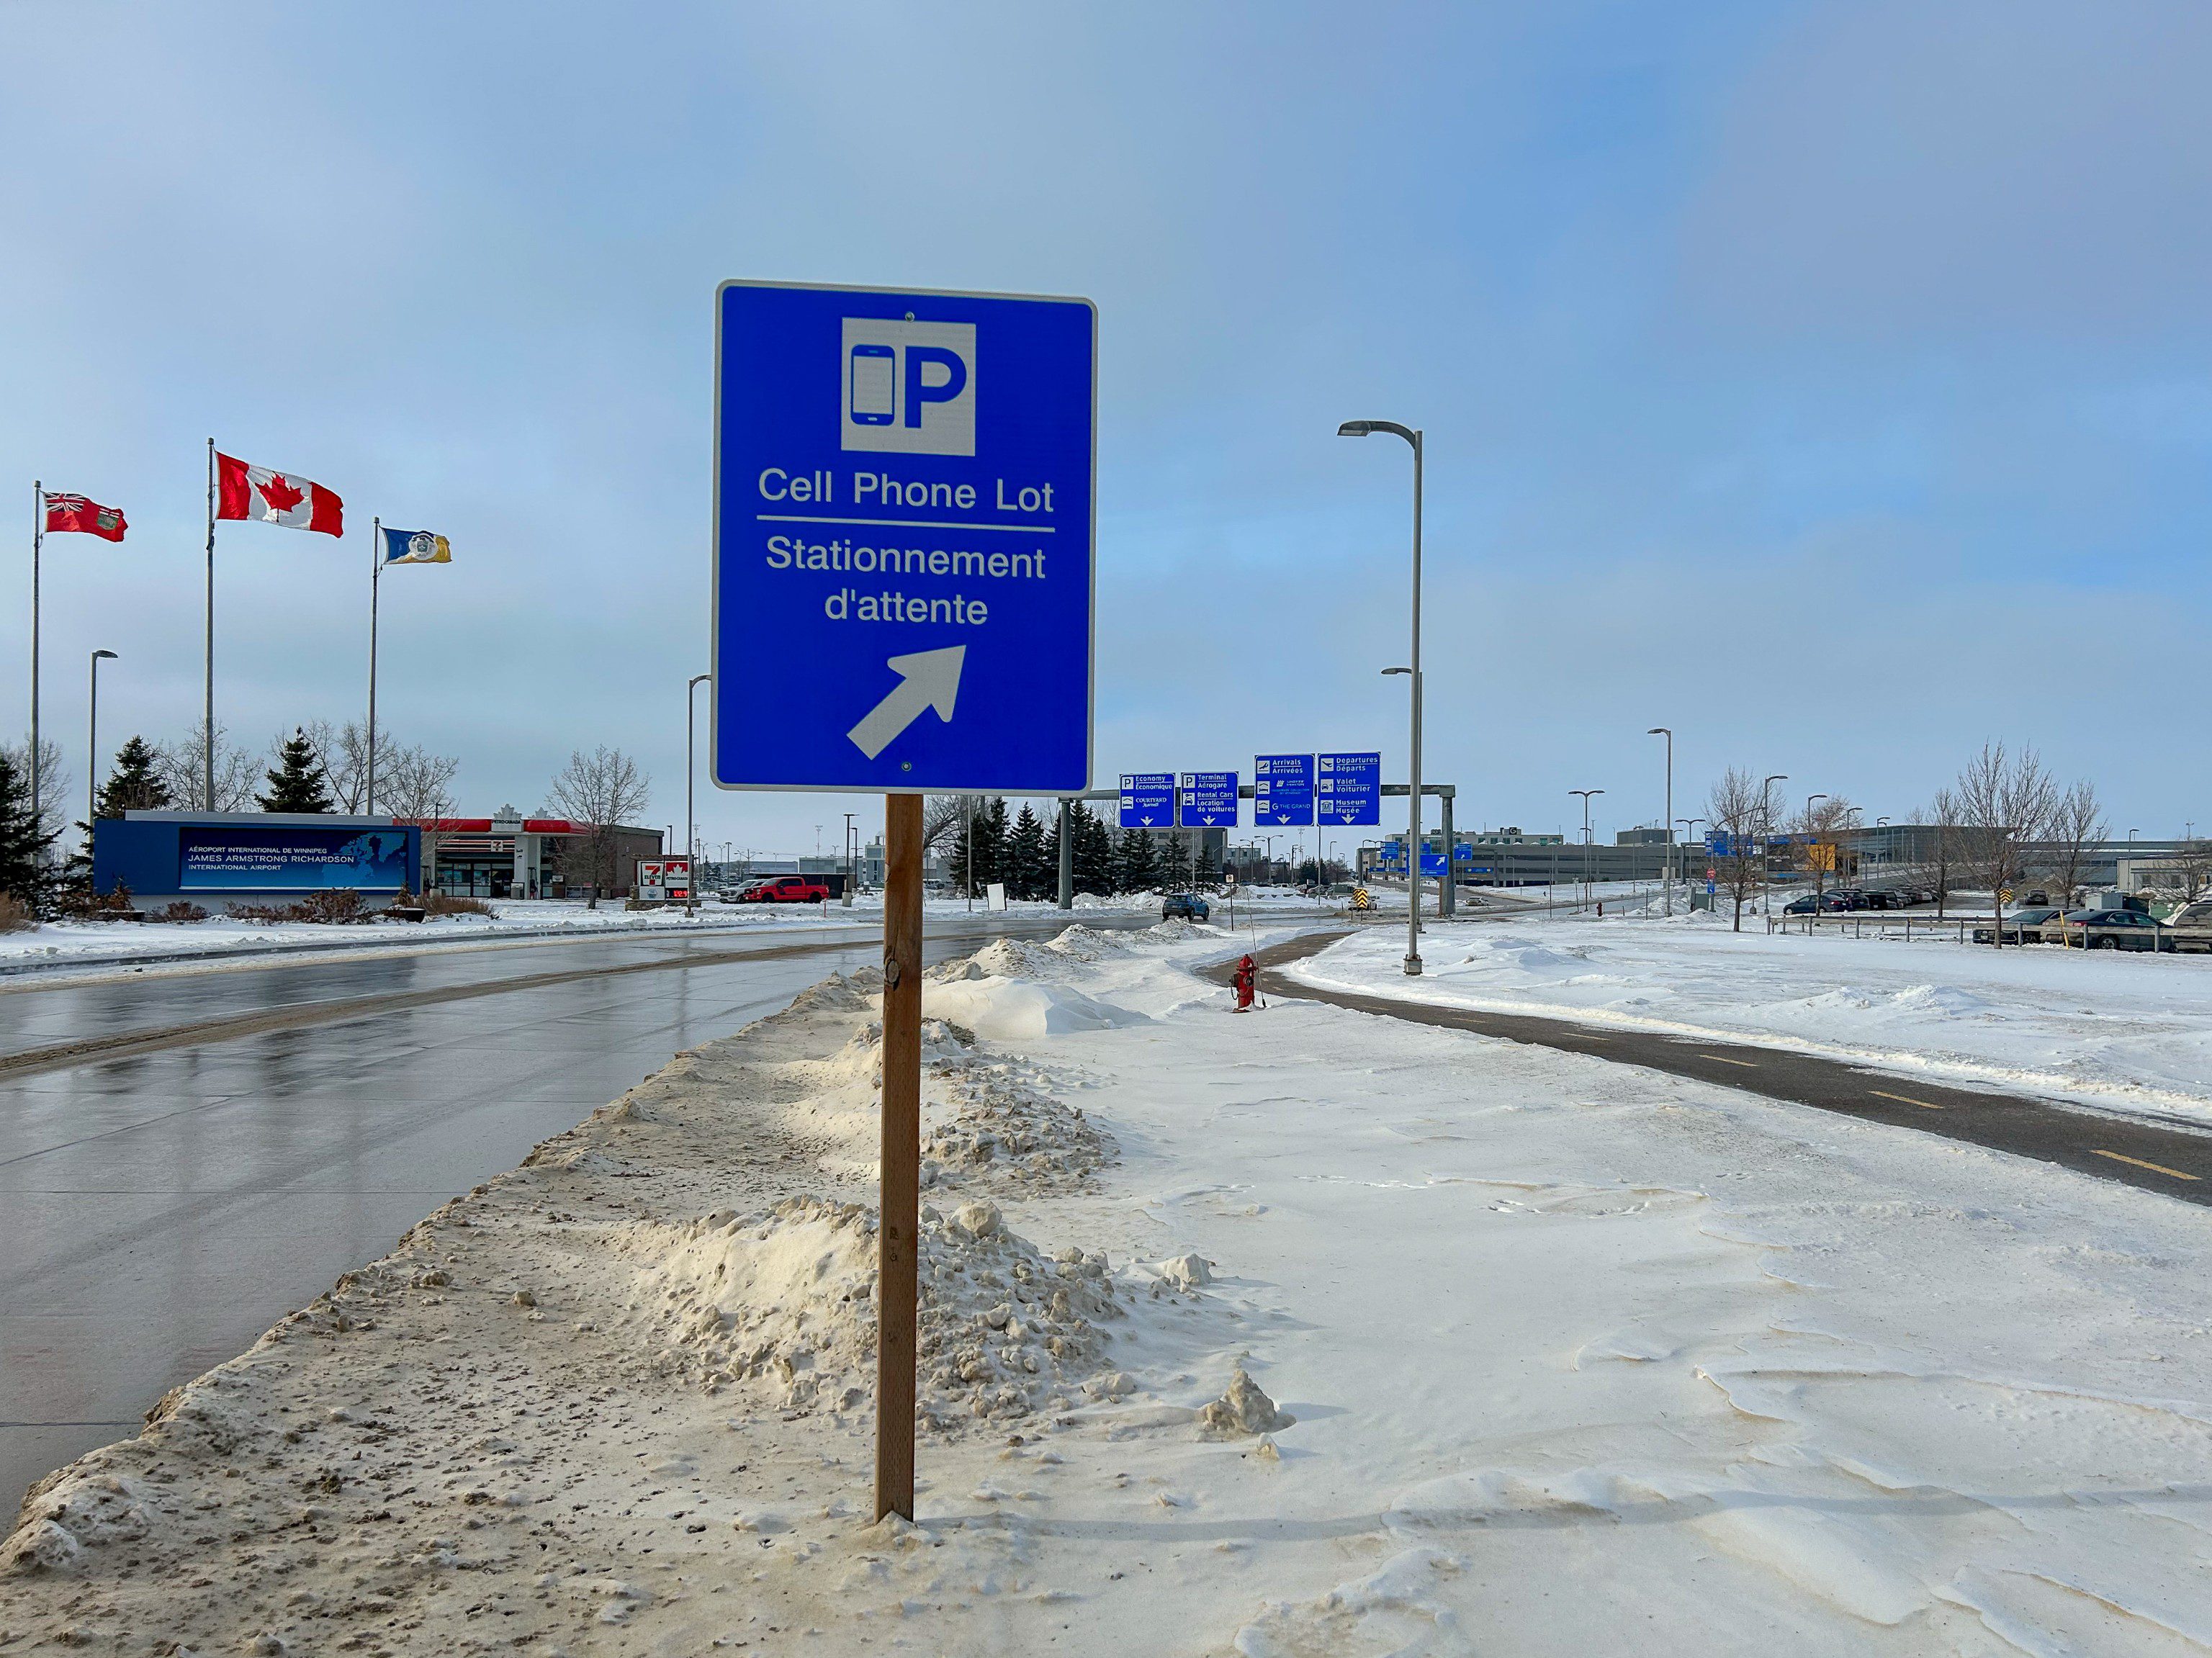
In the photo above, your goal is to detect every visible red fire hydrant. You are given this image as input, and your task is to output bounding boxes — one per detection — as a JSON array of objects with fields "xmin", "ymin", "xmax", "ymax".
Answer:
[{"xmin": 1233, "ymin": 954, "xmax": 1257, "ymax": 1012}]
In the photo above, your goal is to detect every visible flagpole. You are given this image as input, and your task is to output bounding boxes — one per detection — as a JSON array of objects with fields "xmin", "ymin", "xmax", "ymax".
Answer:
[
  {"xmin": 29, "ymin": 480, "xmax": 41, "ymax": 856},
  {"xmin": 203, "ymin": 438, "xmax": 215, "ymax": 810},
  {"xmin": 367, "ymin": 517, "xmax": 380, "ymax": 815}
]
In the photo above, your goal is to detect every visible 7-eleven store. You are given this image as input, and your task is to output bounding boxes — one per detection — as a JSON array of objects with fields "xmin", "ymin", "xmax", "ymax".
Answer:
[{"xmin": 403, "ymin": 813, "xmax": 665, "ymax": 900}]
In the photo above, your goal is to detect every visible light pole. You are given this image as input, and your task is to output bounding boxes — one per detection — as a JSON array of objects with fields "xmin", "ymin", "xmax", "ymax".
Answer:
[
  {"xmin": 1340, "ymin": 417, "xmax": 1425, "ymax": 976},
  {"xmin": 843, "ymin": 811, "xmax": 857, "ymax": 907},
  {"xmin": 1570, "ymin": 790, "xmax": 1603, "ymax": 905},
  {"xmin": 1677, "ymin": 817, "xmax": 1705, "ymax": 905},
  {"xmin": 1647, "ymin": 728, "xmax": 1673, "ymax": 915},
  {"xmin": 1761, "ymin": 775, "xmax": 1788, "ymax": 916},
  {"xmin": 1806, "ymin": 793, "xmax": 1828, "ymax": 906},
  {"xmin": 87, "ymin": 649, "xmax": 117, "ymax": 837},
  {"xmin": 685, "ymin": 673, "xmax": 710, "ymax": 916}
]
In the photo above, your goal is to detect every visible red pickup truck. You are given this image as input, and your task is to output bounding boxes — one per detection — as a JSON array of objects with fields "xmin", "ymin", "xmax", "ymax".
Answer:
[{"xmin": 737, "ymin": 875, "xmax": 831, "ymax": 904}]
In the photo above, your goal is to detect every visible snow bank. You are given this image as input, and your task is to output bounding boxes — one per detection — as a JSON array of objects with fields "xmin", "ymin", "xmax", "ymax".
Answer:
[{"xmin": 1293, "ymin": 913, "xmax": 2212, "ymax": 1124}]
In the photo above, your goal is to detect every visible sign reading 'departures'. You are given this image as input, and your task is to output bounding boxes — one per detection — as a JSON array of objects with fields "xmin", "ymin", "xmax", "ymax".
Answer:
[
  {"xmin": 1119, "ymin": 772, "xmax": 1174, "ymax": 829},
  {"xmin": 1179, "ymin": 772, "xmax": 1238, "ymax": 827},
  {"xmin": 178, "ymin": 826, "xmax": 413, "ymax": 891},
  {"xmin": 1318, "ymin": 752, "xmax": 1381, "ymax": 826},
  {"xmin": 1252, "ymin": 754, "xmax": 1314, "ymax": 826},
  {"xmin": 713, "ymin": 281, "xmax": 1097, "ymax": 795}
]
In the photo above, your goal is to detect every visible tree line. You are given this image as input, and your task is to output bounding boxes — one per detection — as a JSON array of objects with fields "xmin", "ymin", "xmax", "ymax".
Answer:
[
  {"xmin": 930, "ymin": 796, "xmax": 1219, "ymax": 900},
  {"xmin": 1704, "ymin": 742, "xmax": 2113, "ymax": 940}
]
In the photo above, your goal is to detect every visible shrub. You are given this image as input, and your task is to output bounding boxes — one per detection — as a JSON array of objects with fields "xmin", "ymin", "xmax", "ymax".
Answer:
[
  {"xmin": 148, "ymin": 901, "xmax": 210, "ymax": 924},
  {"xmin": 226, "ymin": 903, "xmax": 296, "ymax": 924},
  {"xmin": 53, "ymin": 881, "xmax": 136, "ymax": 922},
  {"xmin": 421, "ymin": 891, "xmax": 493, "ymax": 918},
  {"xmin": 294, "ymin": 889, "xmax": 366, "ymax": 925},
  {"xmin": 0, "ymin": 892, "xmax": 34, "ymax": 933}
]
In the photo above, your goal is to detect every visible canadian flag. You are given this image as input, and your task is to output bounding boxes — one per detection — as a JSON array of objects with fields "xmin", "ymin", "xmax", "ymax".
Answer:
[{"xmin": 215, "ymin": 452, "xmax": 343, "ymax": 536}]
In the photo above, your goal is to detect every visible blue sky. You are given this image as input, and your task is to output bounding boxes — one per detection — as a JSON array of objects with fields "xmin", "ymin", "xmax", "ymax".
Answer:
[{"xmin": 6, "ymin": 3, "xmax": 2211, "ymax": 855}]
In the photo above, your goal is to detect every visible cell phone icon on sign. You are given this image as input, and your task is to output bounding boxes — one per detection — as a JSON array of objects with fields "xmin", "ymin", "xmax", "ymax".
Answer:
[{"xmin": 849, "ymin": 344, "xmax": 896, "ymax": 425}]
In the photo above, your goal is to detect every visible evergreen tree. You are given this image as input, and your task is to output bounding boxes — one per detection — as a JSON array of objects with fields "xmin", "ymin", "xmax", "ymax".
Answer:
[
  {"xmin": 258, "ymin": 728, "xmax": 334, "ymax": 814},
  {"xmin": 94, "ymin": 736, "xmax": 172, "ymax": 819},
  {"xmin": 1072, "ymin": 803, "xmax": 1116, "ymax": 896},
  {"xmin": 1005, "ymin": 804, "xmax": 1048, "ymax": 900},
  {"xmin": 979, "ymin": 798, "xmax": 1010, "ymax": 890},
  {"xmin": 1040, "ymin": 806, "xmax": 1062, "ymax": 898},
  {"xmin": 1158, "ymin": 831, "xmax": 1192, "ymax": 891},
  {"xmin": 0, "ymin": 745, "xmax": 55, "ymax": 911},
  {"xmin": 1115, "ymin": 826, "xmax": 1160, "ymax": 894}
]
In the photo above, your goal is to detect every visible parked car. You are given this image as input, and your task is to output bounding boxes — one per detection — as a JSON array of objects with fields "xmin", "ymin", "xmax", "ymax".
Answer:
[
  {"xmin": 1972, "ymin": 906, "xmax": 2063, "ymax": 945},
  {"xmin": 1161, "ymin": 893, "xmax": 1211, "ymax": 922},
  {"xmin": 2038, "ymin": 909, "xmax": 2172, "ymax": 950},
  {"xmin": 2160, "ymin": 897, "xmax": 2212, "ymax": 952},
  {"xmin": 737, "ymin": 875, "xmax": 832, "ymax": 904},
  {"xmin": 1784, "ymin": 893, "xmax": 1820, "ymax": 915}
]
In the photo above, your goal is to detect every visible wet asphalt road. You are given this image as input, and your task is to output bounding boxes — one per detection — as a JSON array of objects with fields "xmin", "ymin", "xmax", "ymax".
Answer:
[{"xmin": 0, "ymin": 915, "xmax": 1092, "ymax": 1512}]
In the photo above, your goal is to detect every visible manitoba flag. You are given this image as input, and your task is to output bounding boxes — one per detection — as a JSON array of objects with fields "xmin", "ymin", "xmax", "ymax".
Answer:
[
  {"xmin": 215, "ymin": 453, "xmax": 343, "ymax": 536},
  {"xmin": 43, "ymin": 492, "xmax": 126, "ymax": 541}
]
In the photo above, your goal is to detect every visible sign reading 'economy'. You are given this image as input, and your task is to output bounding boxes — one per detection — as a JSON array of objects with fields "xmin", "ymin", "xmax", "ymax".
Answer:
[{"xmin": 713, "ymin": 281, "xmax": 1097, "ymax": 794}]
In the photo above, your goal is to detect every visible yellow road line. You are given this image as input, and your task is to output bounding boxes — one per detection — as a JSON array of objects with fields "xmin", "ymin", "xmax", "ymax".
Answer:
[
  {"xmin": 1870, "ymin": 1089, "xmax": 1944, "ymax": 1111},
  {"xmin": 2091, "ymin": 1150, "xmax": 2200, "ymax": 1181},
  {"xmin": 1701, "ymin": 1054, "xmax": 1758, "ymax": 1068}
]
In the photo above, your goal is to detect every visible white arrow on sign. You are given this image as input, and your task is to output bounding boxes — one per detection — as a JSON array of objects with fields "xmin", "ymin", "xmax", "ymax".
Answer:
[{"xmin": 847, "ymin": 645, "xmax": 966, "ymax": 760}]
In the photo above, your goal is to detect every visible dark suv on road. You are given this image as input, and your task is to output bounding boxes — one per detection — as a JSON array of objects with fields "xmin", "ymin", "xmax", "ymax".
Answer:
[{"xmin": 1161, "ymin": 893, "xmax": 1211, "ymax": 922}]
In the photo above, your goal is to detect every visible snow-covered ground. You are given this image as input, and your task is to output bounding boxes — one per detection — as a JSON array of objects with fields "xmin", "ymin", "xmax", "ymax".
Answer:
[
  {"xmin": 9, "ymin": 921, "xmax": 2208, "ymax": 1653},
  {"xmin": 0, "ymin": 892, "xmax": 1195, "ymax": 976},
  {"xmin": 1291, "ymin": 909, "xmax": 2212, "ymax": 1128}
]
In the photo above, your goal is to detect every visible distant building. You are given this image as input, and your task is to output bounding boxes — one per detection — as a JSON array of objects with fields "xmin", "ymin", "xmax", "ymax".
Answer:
[{"xmin": 404, "ymin": 812, "xmax": 663, "ymax": 899}]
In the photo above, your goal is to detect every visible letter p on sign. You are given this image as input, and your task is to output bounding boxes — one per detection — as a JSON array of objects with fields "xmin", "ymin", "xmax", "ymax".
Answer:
[{"xmin": 842, "ymin": 319, "xmax": 977, "ymax": 456}]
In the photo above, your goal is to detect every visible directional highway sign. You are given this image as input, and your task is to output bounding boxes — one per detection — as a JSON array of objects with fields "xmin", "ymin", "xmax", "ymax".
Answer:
[
  {"xmin": 1119, "ymin": 772, "xmax": 1174, "ymax": 828},
  {"xmin": 1253, "ymin": 754, "xmax": 1314, "ymax": 825},
  {"xmin": 1318, "ymin": 752, "xmax": 1380, "ymax": 826},
  {"xmin": 1179, "ymin": 771, "xmax": 1238, "ymax": 827},
  {"xmin": 712, "ymin": 281, "xmax": 1097, "ymax": 793}
]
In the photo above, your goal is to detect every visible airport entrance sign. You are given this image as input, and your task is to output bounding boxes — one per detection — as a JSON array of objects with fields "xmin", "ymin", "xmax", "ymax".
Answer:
[
  {"xmin": 712, "ymin": 281, "xmax": 1097, "ymax": 794},
  {"xmin": 1119, "ymin": 772, "xmax": 1174, "ymax": 828},
  {"xmin": 1318, "ymin": 752, "xmax": 1380, "ymax": 826},
  {"xmin": 1253, "ymin": 754, "xmax": 1314, "ymax": 825},
  {"xmin": 1179, "ymin": 771, "xmax": 1238, "ymax": 827}
]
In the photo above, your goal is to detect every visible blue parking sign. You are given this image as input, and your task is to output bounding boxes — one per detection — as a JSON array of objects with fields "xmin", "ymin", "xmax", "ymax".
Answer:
[
  {"xmin": 1179, "ymin": 771, "xmax": 1238, "ymax": 827},
  {"xmin": 1318, "ymin": 752, "xmax": 1380, "ymax": 826},
  {"xmin": 1119, "ymin": 772, "xmax": 1174, "ymax": 828},
  {"xmin": 712, "ymin": 281, "xmax": 1096, "ymax": 793},
  {"xmin": 1253, "ymin": 754, "xmax": 1314, "ymax": 826}
]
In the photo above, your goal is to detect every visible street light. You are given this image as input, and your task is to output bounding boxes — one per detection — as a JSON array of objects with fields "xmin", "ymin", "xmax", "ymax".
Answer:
[
  {"xmin": 1341, "ymin": 417, "xmax": 1425, "ymax": 976},
  {"xmin": 685, "ymin": 673, "xmax": 710, "ymax": 916},
  {"xmin": 1805, "ymin": 793, "xmax": 1828, "ymax": 905},
  {"xmin": 1570, "ymin": 789, "xmax": 1604, "ymax": 905},
  {"xmin": 1677, "ymin": 817, "xmax": 1705, "ymax": 905},
  {"xmin": 87, "ymin": 649, "xmax": 118, "ymax": 836},
  {"xmin": 843, "ymin": 811, "xmax": 857, "ymax": 908},
  {"xmin": 1647, "ymin": 728, "xmax": 1673, "ymax": 915},
  {"xmin": 1760, "ymin": 775, "xmax": 1788, "ymax": 916}
]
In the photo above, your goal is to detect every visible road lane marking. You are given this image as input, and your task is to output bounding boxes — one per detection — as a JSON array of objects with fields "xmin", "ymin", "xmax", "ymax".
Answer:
[
  {"xmin": 1700, "ymin": 1054, "xmax": 1759, "ymax": 1068},
  {"xmin": 2091, "ymin": 1150, "xmax": 2200, "ymax": 1181},
  {"xmin": 1870, "ymin": 1089, "xmax": 1944, "ymax": 1111}
]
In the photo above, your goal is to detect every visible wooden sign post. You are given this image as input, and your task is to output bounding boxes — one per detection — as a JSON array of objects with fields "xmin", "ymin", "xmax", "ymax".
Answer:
[{"xmin": 875, "ymin": 793, "xmax": 923, "ymax": 1520}]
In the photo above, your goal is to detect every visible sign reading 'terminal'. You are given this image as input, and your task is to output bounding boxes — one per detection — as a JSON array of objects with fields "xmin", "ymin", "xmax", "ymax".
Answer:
[
  {"xmin": 1179, "ymin": 771, "xmax": 1238, "ymax": 827},
  {"xmin": 712, "ymin": 281, "xmax": 1097, "ymax": 794}
]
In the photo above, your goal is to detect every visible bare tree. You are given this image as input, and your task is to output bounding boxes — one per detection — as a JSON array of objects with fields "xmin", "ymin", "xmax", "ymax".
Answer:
[
  {"xmin": 1790, "ymin": 794, "xmax": 1858, "ymax": 910},
  {"xmin": 379, "ymin": 744, "xmax": 462, "ymax": 886},
  {"xmin": 2044, "ymin": 779, "xmax": 2105, "ymax": 911},
  {"xmin": 1705, "ymin": 766, "xmax": 1768, "ymax": 932},
  {"xmin": 923, "ymin": 795, "xmax": 970, "ymax": 854},
  {"xmin": 156, "ymin": 721, "xmax": 258, "ymax": 812},
  {"xmin": 2163, "ymin": 840, "xmax": 2212, "ymax": 901},
  {"xmin": 4, "ymin": 736, "xmax": 70, "ymax": 847},
  {"xmin": 301, "ymin": 718, "xmax": 393, "ymax": 814},
  {"xmin": 545, "ymin": 746, "xmax": 652, "ymax": 909},
  {"xmin": 1954, "ymin": 742, "xmax": 2057, "ymax": 947}
]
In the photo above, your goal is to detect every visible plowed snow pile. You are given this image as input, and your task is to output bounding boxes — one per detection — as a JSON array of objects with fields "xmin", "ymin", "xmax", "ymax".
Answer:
[{"xmin": 621, "ymin": 1194, "xmax": 1123, "ymax": 1425}]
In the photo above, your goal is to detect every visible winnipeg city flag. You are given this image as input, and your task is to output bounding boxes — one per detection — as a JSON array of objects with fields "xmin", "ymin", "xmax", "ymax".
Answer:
[
  {"xmin": 215, "ymin": 453, "xmax": 343, "ymax": 536},
  {"xmin": 381, "ymin": 528, "xmax": 451, "ymax": 564}
]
